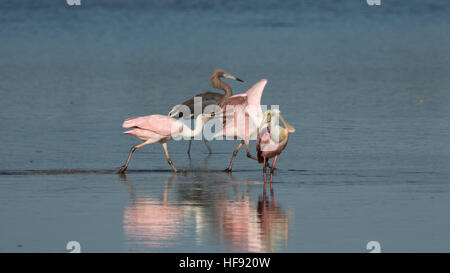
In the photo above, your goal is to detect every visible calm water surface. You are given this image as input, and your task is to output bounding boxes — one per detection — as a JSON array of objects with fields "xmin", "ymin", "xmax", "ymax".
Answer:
[{"xmin": 0, "ymin": 0, "xmax": 449, "ymax": 252}]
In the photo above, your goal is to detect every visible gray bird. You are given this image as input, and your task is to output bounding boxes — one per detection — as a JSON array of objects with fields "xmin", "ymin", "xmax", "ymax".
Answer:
[{"xmin": 168, "ymin": 69, "xmax": 243, "ymax": 155}]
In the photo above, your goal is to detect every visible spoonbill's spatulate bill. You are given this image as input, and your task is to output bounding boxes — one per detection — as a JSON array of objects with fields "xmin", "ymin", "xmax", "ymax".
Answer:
[
  {"xmin": 117, "ymin": 113, "xmax": 212, "ymax": 173},
  {"xmin": 168, "ymin": 69, "xmax": 243, "ymax": 156},
  {"xmin": 256, "ymin": 109, "xmax": 295, "ymax": 175},
  {"xmin": 214, "ymin": 79, "xmax": 267, "ymax": 172}
]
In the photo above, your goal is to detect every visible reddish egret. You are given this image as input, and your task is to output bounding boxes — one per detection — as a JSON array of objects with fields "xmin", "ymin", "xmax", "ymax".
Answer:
[
  {"xmin": 256, "ymin": 109, "xmax": 295, "ymax": 175},
  {"xmin": 117, "ymin": 113, "xmax": 213, "ymax": 173},
  {"xmin": 168, "ymin": 69, "xmax": 243, "ymax": 156},
  {"xmin": 214, "ymin": 79, "xmax": 267, "ymax": 172}
]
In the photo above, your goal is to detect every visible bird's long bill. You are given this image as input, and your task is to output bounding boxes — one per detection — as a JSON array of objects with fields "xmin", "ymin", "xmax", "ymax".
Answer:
[
  {"xmin": 279, "ymin": 114, "xmax": 295, "ymax": 133},
  {"xmin": 223, "ymin": 73, "xmax": 244, "ymax": 82}
]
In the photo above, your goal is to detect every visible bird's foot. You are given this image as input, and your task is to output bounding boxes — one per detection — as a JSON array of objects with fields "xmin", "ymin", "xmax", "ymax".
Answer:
[
  {"xmin": 223, "ymin": 168, "xmax": 232, "ymax": 173},
  {"xmin": 116, "ymin": 165, "xmax": 127, "ymax": 174}
]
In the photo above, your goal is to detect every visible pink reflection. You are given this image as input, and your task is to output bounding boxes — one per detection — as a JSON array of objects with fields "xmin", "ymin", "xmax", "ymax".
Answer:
[
  {"xmin": 121, "ymin": 174, "xmax": 289, "ymax": 251},
  {"xmin": 122, "ymin": 174, "xmax": 183, "ymax": 248},
  {"xmin": 123, "ymin": 199, "xmax": 183, "ymax": 247},
  {"xmin": 215, "ymin": 181, "xmax": 289, "ymax": 252}
]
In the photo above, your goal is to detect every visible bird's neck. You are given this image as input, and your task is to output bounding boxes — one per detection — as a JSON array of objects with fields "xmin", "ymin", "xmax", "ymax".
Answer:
[
  {"xmin": 269, "ymin": 119, "xmax": 289, "ymax": 143},
  {"xmin": 192, "ymin": 117, "xmax": 205, "ymax": 136},
  {"xmin": 211, "ymin": 75, "xmax": 232, "ymax": 98},
  {"xmin": 181, "ymin": 116, "xmax": 205, "ymax": 138}
]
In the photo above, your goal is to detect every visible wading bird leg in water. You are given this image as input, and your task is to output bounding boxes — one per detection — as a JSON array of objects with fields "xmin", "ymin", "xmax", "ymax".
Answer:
[
  {"xmin": 161, "ymin": 142, "xmax": 178, "ymax": 172},
  {"xmin": 187, "ymin": 138, "xmax": 212, "ymax": 157},
  {"xmin": 263, "ymin": 157, "xmax": 268, "ymax": 174},
  {"xmin": 117, "ymin": 142, "xmax": 151, "ymax": 174},
  {"xmin": 204, "ymin": 138, "xmax": 212, "ymax": 154},
  {"xmin": 245, "ymin": 141, "xmax": 258, "ymax": 161},
  {"xmin": 187, "ymin": 139, "xmax": 192, "ymax": 158},
  {"xmin": 270, "ymin": 180, "xmax": 276, "ymax": 205},
  {"xmin": 270, "ymin": 155, "xmax": 279, "ymax": 174},
  {"xmin": 224, "ymin": 140, "xmax": 244, "ymax": 172}
]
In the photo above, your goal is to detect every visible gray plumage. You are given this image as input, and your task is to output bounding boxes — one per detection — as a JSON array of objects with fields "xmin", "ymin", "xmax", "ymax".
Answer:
[{"xmin": 168, "ymin": 69, "xmax": 243, "ymax": 155}]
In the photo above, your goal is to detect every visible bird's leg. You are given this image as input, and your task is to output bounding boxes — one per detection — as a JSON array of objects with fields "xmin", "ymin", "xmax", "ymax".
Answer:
[
  {"xmin": 262, "ymin": 178, "xmax": 268, "ymax": 206},
  {"xmin": 270, "ymin": 155, "xmax": 279, "ymax": 174},
  {"xmin": 162, "ymin": 142, "xmax": 178, "ymax": 172},
  {"xmin": 263, "ymin": 157, "xmax": 267, "ymax": 174},
  {"xmin": 117, "ymin": 142, "xmax": 149, "ymax": 174},
  {"xmin": 187, "ymin": 139, "xmax": 192, "ymax": 158},
  {"xmin": 270, "ymin": 180, "xmax": 277, "ymax": 206},
  {"xmin": 245, "ymin": 141, "xmax": 258, "ymax": 161},
  {"xmin": 203, "ymin": 137, "xmax": 212, "ymax": 154},
  {"xmin": 224, "ymin": 140, "xmax": 244, "ymax": 172}
]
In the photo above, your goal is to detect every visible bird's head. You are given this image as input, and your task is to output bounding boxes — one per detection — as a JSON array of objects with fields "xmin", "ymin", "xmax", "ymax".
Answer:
[
  {"xmin": 261, "ymin": 109, "xmax": 295, "ymax": 133},
  {"xmin": 212, "ymin": 69, "xmax": 244, "ymax": 82}
]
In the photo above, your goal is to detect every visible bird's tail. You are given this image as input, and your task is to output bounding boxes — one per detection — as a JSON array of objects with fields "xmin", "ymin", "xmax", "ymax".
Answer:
[
  {"xmin": 122, "ymin": 117, "xmax": 141, "ymax": 128},
  {"xmin": 123, "ymin": 128, "xmax": 137, "ymax": 135}
]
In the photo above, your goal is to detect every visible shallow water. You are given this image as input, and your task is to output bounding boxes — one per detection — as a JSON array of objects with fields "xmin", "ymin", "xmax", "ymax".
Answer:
[{"xmin": 0, "ymin": 0, "xmax": 449, "ymax": 252}]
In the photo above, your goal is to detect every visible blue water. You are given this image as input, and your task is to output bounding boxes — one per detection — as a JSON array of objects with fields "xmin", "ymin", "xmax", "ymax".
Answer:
[{"xmin": 0, "ymin": 0, "xmax": 449, "ymax": 252}]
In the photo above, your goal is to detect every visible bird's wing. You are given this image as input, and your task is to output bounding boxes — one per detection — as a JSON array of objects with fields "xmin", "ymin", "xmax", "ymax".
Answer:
[
  {"xmin": 245, "ymin": 79, "xmax": 267, "ymax": 128},
  {"xmin": 213, "ymin": 80, "xmax": 268, "ymax": 139},
  {"xmin": 169, "ymin": 91, "xmax": 222, "ymax": 119},
  {"xmin": 122, "ymin": 115, "xmax": 182, "ymax": 136},
  {"xmin": 213, "ymin": 106, "xmax": 251, "ymax": 139},
  {"xmin": 246, "ymin": 79, "xmax": 267, "ymax": 106},
  {"xmin": 221, "ymin": 78, "xmax": 267, "ymax": 112},
  {"xmin": 123, "ymin": 128, "xmax": 164, "ymax": 143},
  {"xmin": 223, "ymin": 93, "xmax": 248, "ymax": 107}
]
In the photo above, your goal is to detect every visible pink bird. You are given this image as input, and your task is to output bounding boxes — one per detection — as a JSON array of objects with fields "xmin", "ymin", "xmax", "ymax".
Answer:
[
  {"xmin": 256, "ymin": 109, "xmax": 295, "ymax": 175},
  {"xmin": 214, "ymin": 79, "xmax": 267, "ymax": 172},
  {"xmin": 117, "ymin": 113, "xmax": 212, "ymax": 173}
]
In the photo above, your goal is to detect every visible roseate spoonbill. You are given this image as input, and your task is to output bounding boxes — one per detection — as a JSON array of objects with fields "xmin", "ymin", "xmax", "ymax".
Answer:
[
  {"xmin": 256, "ymin": 109, "xmax": 295, "ymax": 174},
  {"xmin": 168, "ymin": 69, "xmax": 243, "ymax": 156},
  {"xmin": 214, "ymin": 79, "xmax": 267, "ymax": 172},
  {"xmin": 117, "ymin": 113, "xmax": 213, "ymax": 173}
]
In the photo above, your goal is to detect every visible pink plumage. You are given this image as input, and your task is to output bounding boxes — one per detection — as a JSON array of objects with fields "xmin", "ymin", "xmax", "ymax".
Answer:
[
  {"xmin": 256, "ymin": 128, "xmax": 289, "ymax": 163},
  {"xmin": 215, "ymin": 79, "xmax": 267, "ymax": 139},
  {"xmin": 122, "ymin": 114, "xmax": 182, "ymax": 136},
  {"xmin": 123, "ymin": 128, "xmax": 165, "ymax": 142}
]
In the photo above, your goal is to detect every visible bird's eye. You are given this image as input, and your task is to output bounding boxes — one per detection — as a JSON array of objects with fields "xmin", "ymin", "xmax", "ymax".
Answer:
[
  {"xmin": 211, "ymin": 112, "xmax": 215, "ymax": 117},
  {"xmin": 178, "ymin": 112, "xmax": 183, "ymax": 118}
]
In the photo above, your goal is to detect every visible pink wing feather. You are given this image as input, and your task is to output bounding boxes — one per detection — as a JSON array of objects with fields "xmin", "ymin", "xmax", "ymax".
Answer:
[
  {"xmin": 215, "ymin": 79, "xmax": 268, "ymax": 139},
  {"xmin": 223, "ymin": 93, "xmax": 248, "ymax": 107},
  {"xmin": 123, "ymin": 128, "xmax": 165, "ymax": 142},
  {"xmin": 122, "ymin": 114, "xmax": 182, "ymax": 136},
  {"xmin": 246, "ymin": 78, "xmax": 267, "ymax": 107}
]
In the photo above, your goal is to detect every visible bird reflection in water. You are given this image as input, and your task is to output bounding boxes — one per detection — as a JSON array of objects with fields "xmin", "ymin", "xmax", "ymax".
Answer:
[
  {"xmin": 120, "ymin": 172, "xmax": 289, "ymax": 252},
  {"xmin": 122, "ymin": 173, "xmax": 184, "ymax": 248},
  {"xmin": 214, "ymin": 174, "xmax": 289, "ymax": 252}
]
